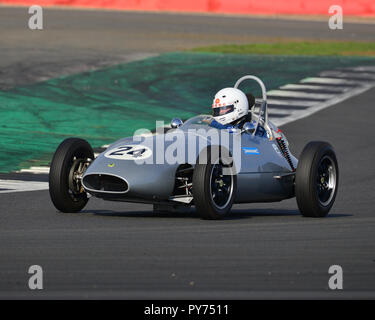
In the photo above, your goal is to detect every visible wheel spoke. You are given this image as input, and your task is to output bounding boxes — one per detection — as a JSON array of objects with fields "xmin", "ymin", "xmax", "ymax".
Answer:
[
  {"xmin": 209, "ymin": 161, "xmax": 233, "ymax": 209},
  {"xmin": 316, "ymin": 156, "xmax": 336, "ymax": 206}
]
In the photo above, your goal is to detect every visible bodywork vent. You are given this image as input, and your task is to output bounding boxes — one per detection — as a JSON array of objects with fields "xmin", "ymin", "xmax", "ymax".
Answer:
[{"xmin": 83, "ymin": 174, "xmax": 128, "ymax": 193}]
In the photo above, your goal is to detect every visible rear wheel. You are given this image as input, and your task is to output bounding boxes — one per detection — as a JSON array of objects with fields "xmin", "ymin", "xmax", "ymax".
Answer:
[
  {"xmin": 49, "ymin": 138, "xmax": 94, "ymax": 213},
  {"xmin": 193, "ymin": 147, "xmax": 237, "ymax": 219},
  {"xmin": 295, "ymin": 141, "xmax": 338, "ymax": 217}
]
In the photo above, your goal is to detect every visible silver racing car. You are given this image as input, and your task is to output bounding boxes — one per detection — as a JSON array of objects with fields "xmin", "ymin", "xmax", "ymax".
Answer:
[{"xmin": 49, "ymin": 75, "xmax": 339, "ymax": 219}]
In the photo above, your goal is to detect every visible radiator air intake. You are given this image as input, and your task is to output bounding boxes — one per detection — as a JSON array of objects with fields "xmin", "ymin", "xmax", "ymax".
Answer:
[{"xmin": 83, "ymin": 174, "xmax": 128, "ymax": 193}]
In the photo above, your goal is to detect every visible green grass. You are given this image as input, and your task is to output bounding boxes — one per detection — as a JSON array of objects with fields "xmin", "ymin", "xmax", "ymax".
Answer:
[
  {"xmin": 1, "ymin": 52, "xmax": 374, "ymax": 172},
  {"xmin": 191, "ymin": 41, "xmax": 375, "ymax": 56}
]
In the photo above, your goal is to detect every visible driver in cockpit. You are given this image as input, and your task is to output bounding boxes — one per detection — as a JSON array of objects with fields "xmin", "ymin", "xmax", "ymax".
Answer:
[{"xmin": 203, "ymin": 87, "xmax": 265, "ymax": 136}]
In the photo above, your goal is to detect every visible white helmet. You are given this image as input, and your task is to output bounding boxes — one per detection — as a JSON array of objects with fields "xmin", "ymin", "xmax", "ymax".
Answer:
[{"xmin": 211, "ymin": 87, "xmax": 249, "ymax": 125}]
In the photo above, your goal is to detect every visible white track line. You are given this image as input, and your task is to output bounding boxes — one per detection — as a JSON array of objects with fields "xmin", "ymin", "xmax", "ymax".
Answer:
[
  {"xmin": 319, "ymin": 71, "xmax": 375, "ymax": 80},
  {"xmin": 0, "ymin": 180, "xmax": 48, "ymax": 194},
  {"xmin": 266, "ymin": 109, "xmax": 291, "ymax": 115},
  {"xmin": 272, "ymin": 83, "xmax": 375, "ymax": 127},
  {"xmin": 267, "ymin": 90, "xmax": 335, "ymax": 100},
  {"xmin": 301, "ymin": 77, "xmax": 359, "ymax": 85},
  {"xmin": 279, "ymin": 84, "xmax": 349, "ymax": 92},
  {"xmin": 267, "ymin": 98, "xmax": 318, "ymax": 107},
  {"xmin": 348, "ymin": 66, "xmax": 375, "ymax": 72},
  {"xmin": 18, "ymin": 166, "xmax": 50, "ymax": 174}
]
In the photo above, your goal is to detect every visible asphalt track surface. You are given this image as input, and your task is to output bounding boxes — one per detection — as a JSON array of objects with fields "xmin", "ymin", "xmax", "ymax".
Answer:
[
  {"xmin": 0, "ymin": 7, "xmax": 375, "ymax": 299},
  {"xmin": 1, "ymin": 6, "xmax": 375, "ymax": 89}
]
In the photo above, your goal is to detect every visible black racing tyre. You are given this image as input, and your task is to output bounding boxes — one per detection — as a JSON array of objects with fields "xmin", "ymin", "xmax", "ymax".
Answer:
[
  {"xmin": 193, "ymin": 146, "xmax": 237, "ymax": 220},
  {"xmin": 295, "ymin": 141, "xmax": 339, "ymax": 217},
  {"xmin": 49, "ymin": 138, "xmax": 94, "ymax": 213}
]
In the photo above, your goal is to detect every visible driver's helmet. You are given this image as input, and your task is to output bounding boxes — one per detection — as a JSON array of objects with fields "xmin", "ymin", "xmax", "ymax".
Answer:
[{"xmin": 211, "ymin": 87, "xmax": 249, "ymax": 125}]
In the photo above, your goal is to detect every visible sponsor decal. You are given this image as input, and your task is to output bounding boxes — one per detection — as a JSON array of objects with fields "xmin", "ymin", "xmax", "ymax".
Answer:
[
  {"xmin": 104, "ymin": 144, "xmax": 152, "ymax": 160},
  {"xmin": 242, "ymin": 147, "xmax": 260, "ymax": 155},
  {"xmin": 107, "ymin": 163, "xmax": 115, "ymax": 167}
]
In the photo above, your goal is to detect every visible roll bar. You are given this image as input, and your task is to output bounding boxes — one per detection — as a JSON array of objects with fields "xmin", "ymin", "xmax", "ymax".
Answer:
[{"xmin": 234, "ymin": 75, "xmax": 272, "ymax": 139}]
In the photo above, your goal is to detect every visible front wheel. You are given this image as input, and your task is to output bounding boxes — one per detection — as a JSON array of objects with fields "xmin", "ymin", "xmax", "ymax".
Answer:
[
  {"xmin": 49, "ymin": 138, "xmax": 94, "ymax": 213},
  {"xmin": 295, "ymin": 141, "xmax": 339, "ymax": 217},
  {"xmin": 193, "ymin": 147, "xmax": 237, "ymax": 219}
]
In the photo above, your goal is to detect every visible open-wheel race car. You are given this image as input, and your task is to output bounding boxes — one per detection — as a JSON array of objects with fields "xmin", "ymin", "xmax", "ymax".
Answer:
[{"xmin": 49, "ymin": 75, "xmax": 339, "ymax": 219}]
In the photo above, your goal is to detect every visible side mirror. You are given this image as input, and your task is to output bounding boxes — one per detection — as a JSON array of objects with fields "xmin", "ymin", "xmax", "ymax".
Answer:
[
  {"xmin": 242, "ymin": 122, "xmax": 255, "ymax": 134},
  {"xmin": 171, "ymin": 118, "xmax": 183, "ymax": 128}
]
